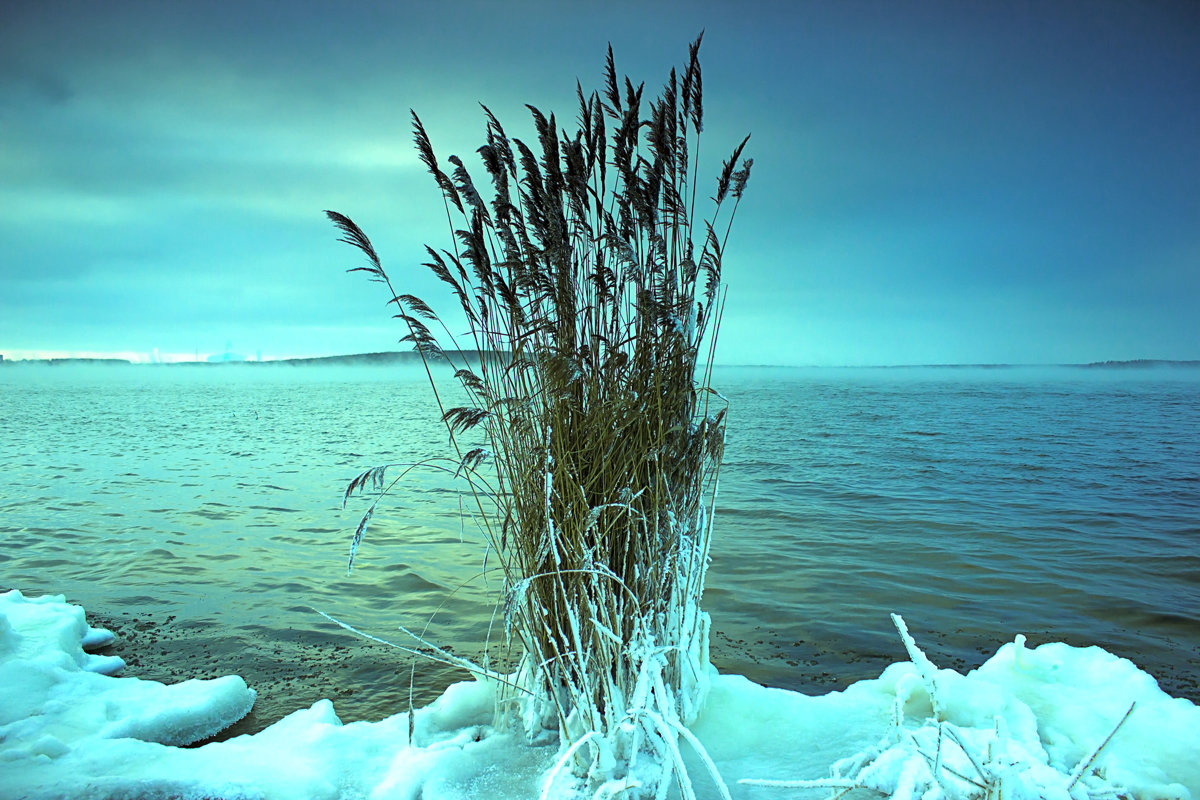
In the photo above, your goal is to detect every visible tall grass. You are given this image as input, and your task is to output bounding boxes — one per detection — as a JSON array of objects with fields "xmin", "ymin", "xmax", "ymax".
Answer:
[{"xmin": 329, "ymin": 34, "xmax": 750, "ymax": 796}]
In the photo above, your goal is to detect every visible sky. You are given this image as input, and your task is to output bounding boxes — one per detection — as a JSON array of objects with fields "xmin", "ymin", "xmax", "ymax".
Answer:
[{"xmin": 1, "ymin": 0, "xmax": 1197, "ymax": 366}]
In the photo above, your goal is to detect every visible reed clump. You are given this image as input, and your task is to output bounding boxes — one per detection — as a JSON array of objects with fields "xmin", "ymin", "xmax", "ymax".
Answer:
[{"xmin": 329, "ymin": 34, "xmax": 750, "ymax": 797}]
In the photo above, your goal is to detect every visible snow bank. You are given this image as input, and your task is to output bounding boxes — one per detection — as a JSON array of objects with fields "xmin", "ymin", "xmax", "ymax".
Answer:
[
  {"xmin": 2, "ymin": 590, "xmax": 1196, "ymax": 800},
  {"xmin": 721, "ymin": 620, "xmax": 1199, "ymax": 800},
  {"xmin": 0, "ymin": 590, "xmax": 256, "ymax": 753},
  {"xmin": 0, "ymin": 590, "xmax": 555, "ymax": 800}
]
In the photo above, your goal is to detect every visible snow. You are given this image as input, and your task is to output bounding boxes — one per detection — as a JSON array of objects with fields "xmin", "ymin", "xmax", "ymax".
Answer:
[
  {"xmin": 2, "ymin": 589, "xmax": 1197, "ymax": 800},
  {"xmin": 0, "ymin": 590, "xmax": 255, "ymax": 753}
]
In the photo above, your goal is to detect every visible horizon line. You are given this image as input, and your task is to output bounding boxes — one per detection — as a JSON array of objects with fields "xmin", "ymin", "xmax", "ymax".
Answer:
[{"xmin": 1, "ymin": 351, "xmax": 1197, "ymax": 370}]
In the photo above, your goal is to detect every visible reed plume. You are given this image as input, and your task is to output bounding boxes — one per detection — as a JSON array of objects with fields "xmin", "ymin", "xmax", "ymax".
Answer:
[{"xmin": 330, "ymin": 33, "xmax": 750, "ymax": 797}]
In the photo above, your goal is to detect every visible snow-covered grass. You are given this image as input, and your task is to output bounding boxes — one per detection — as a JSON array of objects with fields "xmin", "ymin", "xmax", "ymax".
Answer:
[
  {"xmin": 327, "ymin": 34, "xmax": 751, "ymax": 797},
  {"xmin": 3, "ymin": 589, "xmax": 1197, "ymax": 800},
  {"xmin": 737, "ymin": 614, "xmax": 1197, "ymax": 800}
]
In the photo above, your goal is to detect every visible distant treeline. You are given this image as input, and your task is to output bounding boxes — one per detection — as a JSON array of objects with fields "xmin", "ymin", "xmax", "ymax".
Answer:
[
  {"xmin": 0, "ymin": 351, "xmax": 495, "ymax": 367},
  {"xmin": 1081, "ymin": 359, "xmax": 1200, "ymax": 369},
  {"xmin": 257, "ymin": 351, "xmax": 496, "ymax": 367},
  {"xmin": 2, "ymin": 354, "xmax": 1196, "ymax": 369},
  {"xmin": 0, "ymin": 357, "xmax": 136, "ymax": 366}
]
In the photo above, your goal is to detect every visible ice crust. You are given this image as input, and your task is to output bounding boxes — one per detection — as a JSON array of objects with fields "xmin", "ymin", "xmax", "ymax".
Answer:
[{"xmin": 2, "ymin": 589, "xmax": 1196, "ymax": 800}]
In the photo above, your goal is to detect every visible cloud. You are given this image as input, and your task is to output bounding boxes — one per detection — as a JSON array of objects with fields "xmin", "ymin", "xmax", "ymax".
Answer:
[
  {"xmin": 0, "ymin": 62, "xmax": 75, "ymax": 106},
  {"xmin": 2, "ymin": 1, "xmax": 1197, "ymax": 364}
]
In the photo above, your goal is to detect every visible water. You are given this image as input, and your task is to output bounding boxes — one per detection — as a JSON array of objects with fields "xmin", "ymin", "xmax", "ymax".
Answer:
[{"xmin": 2, "ymin": 363, "xmax": 1197, "ymax": 734}]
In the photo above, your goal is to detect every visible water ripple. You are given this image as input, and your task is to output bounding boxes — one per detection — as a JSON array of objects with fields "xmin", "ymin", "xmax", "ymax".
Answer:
[{"xmin": 1, "ymin": 365, "xmax": 1196, "ymax": 728}]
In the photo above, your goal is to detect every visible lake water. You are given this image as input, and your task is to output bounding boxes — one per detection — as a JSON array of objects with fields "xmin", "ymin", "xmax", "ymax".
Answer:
[{"xmin": 2, "ymin": 363, "xmax": 1197, "ymax": 735}]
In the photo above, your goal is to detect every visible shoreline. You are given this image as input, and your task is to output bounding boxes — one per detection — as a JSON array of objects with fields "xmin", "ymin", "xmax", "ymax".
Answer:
[
  {"xmin": 82, "ymin": 602, "xmax": 1200, "ymax": 744},
  {"xmin": 4, "ymin": 589, "xmax": 1198, "ymax": 798}
]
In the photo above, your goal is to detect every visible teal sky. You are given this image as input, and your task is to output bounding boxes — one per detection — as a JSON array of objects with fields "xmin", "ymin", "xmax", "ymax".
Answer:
[{"xmin": 2, "ymin": 0, "xmax": 1197, "ymax": 365}]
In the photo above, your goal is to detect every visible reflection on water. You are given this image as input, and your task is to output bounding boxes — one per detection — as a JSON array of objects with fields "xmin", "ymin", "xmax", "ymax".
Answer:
[{"xmin": 2, "ymin": 363, "xmax": 1198, "ymax": 730}]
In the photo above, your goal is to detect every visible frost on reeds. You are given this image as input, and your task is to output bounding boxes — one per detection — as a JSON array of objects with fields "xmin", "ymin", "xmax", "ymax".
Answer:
[
  {"xmin": 742, "ymin": 615, "xmax": 1139, "ymax": 800},
  {"xmin": 328, "ymin": 34, "xmax": 750, "ymax": 798}
]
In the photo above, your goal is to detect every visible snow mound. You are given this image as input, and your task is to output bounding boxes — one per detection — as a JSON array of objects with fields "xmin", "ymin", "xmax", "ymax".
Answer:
[
  {"xmin": 729, "ymin": 618, "xmax": 1199, "ymax": 800},
  {"xmin": 0, "ymin": 590, "xmax": 256, "ymax": 769},
  {"xmin": 2, "ymin": 590, "xmax": 1197, "ymax": 800},
  {"xmin": 0, "ymin": 590, "xmax": 555, "ymax": 800}
]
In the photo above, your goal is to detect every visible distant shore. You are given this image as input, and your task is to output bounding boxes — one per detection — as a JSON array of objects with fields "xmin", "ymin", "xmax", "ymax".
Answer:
[
  {"xmin": 0, "ymin": 351, "xmax": 482, "ymax": 367},
  {"xmin": 1, "ymin": 353, "xmax": 1197, "ymax": 369}
]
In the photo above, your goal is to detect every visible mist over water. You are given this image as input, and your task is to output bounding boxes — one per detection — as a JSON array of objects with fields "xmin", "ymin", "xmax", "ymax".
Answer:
[{"xmin": 2, "ymin": 363, "xmax": 1197, "ymax": 732}]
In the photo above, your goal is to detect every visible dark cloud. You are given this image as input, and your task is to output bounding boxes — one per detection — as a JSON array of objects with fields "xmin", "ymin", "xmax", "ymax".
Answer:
[
  {"xmin": 1, "ymin": 0, "xmax": 1198, "ymax": 363},
  {"xmin": 0, "ymin": 63, "xmax": 75, "ymax": 106}
]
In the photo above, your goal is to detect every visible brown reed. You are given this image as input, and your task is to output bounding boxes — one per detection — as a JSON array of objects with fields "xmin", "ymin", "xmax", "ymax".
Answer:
[{"xmin": 329, "ymin": 33, "xmax": 750, "ymax": 796}]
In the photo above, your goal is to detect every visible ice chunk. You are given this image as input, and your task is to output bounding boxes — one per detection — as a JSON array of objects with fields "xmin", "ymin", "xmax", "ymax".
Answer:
[
  {"xmin": 0, "ymin": 589, "xmax": 123, "ymax": 673},
  {"xmin": 734, "ymin": 624, "xmax": 1200, "ymax": 800},
  {"xmin": 973, "ymin": 636, "xmax": 1200, "ymax": 798},
  {"xmin": 0, "ymin": 590, "xmax": 256, "ymax": 753},
  {"xmin": 81, "ymin": 623, "xmax": 116, "ymax": 651}
]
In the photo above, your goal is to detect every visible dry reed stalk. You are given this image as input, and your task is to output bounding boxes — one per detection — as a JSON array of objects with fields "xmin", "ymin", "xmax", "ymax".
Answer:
[{"xmin": 330, "ymin": 33, "xmax": 750, "ymax": 797}]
